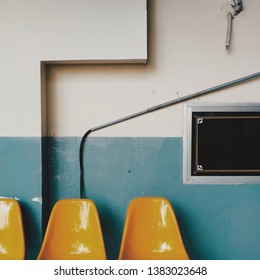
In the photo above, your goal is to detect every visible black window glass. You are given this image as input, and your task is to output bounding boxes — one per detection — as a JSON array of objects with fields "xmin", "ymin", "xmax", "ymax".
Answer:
[{"xmin": 192, "ymin": 112, "xmax": 260, "ymax": 176}]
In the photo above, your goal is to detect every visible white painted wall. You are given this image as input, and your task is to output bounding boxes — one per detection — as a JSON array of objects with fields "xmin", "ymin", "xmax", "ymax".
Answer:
[
  {"xmin": 0, "ymin": 0, "xmax": 147, "ymax": 136},
  {"xmin": 1, "ymin": 0, "xmax": 147, "ymax": 62},
  {"xmin": 47, "ymin": 0, "xmax": 260, "ymax": 138}
]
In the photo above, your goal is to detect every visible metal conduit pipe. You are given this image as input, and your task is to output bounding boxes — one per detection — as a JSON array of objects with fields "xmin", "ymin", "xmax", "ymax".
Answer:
[
  {"xmin": 226, "ymin": 12, "xmax": 233, "ymax": 50},
  {"xmin": 225, "ymin": 0, "xmax": 243, "ymax": 50},
  {"xmin": 80, "ymin": 71, "xmax": 260, "ymax": 198}
]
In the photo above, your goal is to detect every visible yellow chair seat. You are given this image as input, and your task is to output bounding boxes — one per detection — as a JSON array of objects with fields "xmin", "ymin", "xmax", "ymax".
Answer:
[
  {"xmin": 0, "ymin": 198, "xmax": 25, "ymax": 260},
  {"xmin": 118, "ymin": 197, "xmax": 189, "ymax": 260},
  {"xmin": 37, "ymin": 199, "xmax": 106, "ymax": 260}
]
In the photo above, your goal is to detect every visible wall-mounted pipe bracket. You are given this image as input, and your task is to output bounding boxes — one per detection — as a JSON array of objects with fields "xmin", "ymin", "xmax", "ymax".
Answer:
[{"xmin": 231, "ymin": 0, "xmax": 243, "ymax": 16}]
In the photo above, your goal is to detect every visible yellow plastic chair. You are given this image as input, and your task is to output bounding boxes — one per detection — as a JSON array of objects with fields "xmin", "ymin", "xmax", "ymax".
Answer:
[
  {"xmin": 118, "ymin": 197, "xmax": 189, "ymax": 260},
  {"xmin": 0, "ymin": 198, "xmax": 25, "ymax": 260},
  {"xmin": 37, "ymin": 199, "xmax": 106, "ymax": 260}
]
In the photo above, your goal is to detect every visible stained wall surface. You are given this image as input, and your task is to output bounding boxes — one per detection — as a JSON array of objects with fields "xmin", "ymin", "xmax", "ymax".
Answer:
[
  {"xmin": 0, "ymin": 0, "xmax": 147, "ymax": 259},
  {"xmin": 45, "ymin": 0, "xmax": 260, "ymax": 260},
  {"xmin": 1, "ymin": 0, "xmax": 260, "ymax": 259}
]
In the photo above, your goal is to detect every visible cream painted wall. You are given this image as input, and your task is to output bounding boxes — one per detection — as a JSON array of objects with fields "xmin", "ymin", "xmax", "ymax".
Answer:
[
  {"xmin": 47, "ymin": 0, "xmax": 260, "ymax": 138},
  {"xmin": 0, "ymin": 0, "xmax": 147, "ymax": 136}
]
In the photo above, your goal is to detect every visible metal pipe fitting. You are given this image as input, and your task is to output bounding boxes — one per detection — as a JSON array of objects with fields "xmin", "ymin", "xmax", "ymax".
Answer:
[
  {"xmin": 232, "ymin": 0, "xmax": 243, "ymax": 16},
  {"xmin": 226, "ymin": 12, "xmax": 233, "ymax": 50},
  {"xmin": 225, "ymin": 0, "xmax": 243, "ymax": 50}
]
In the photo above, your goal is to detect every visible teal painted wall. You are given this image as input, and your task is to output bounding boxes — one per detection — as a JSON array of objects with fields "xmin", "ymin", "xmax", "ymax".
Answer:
[
  {"xmin": 1, "ymin": 137, "xmax": 259, "ymax": 259},
  {"xmin": 0, "ymin": 137, "xmax": 42, "ymax": 259},
  {"xmin": 45, "ymin": 137, "xmax": 260, "ymax": 260}
]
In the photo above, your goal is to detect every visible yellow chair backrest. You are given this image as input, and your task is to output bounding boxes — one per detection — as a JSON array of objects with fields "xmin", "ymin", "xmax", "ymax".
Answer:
[
  {"xmin": 37, "ymin": 199, "xmax": 106, "ymax": 260},
  {"xmin": 0, "ymin": 198, "xmax": 25, "ymax": 260},
  {"xmin": 118, "ymin": 197, "xmax": 189, "ymax": 260}
]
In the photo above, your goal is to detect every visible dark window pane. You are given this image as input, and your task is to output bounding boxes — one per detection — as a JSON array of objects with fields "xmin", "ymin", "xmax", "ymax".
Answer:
[{"xmin": 192, "ymin": 112, "xmax": 260, "ymax": 176}]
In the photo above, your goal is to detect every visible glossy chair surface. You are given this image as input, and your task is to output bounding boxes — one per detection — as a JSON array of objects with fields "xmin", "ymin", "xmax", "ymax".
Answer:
[
  {"xmin": 37, "ymin": 199, "xmax": 106, "ymax": 260},
  {"xmin": 0, "ymin": 198, "xmax": 25, "ymax": 260},
  {"xmin": 119, "ymin": 197, "xmax": 189, "ymax": 260}
]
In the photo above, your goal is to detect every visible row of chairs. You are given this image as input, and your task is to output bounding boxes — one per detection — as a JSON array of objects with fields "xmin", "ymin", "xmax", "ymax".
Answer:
[{"xmin": 0, "ymin": 197, "xmax": 189, "ymax": 260}]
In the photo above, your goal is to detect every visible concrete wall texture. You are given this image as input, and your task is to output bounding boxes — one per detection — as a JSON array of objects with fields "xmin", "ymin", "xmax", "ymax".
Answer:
[{"xmin": 1, "ymin": 0, "xmax": 260, "ymax": 259}]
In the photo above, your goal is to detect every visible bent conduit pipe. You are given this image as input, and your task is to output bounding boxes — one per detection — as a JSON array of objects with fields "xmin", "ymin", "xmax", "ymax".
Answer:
[
  {"xmin": 226, "ymin": 0, "xmax": 243, "ymax": 50},
  {"xmin": 79, "ymin": 71, "xmax": 260, "ymax": 198}
]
